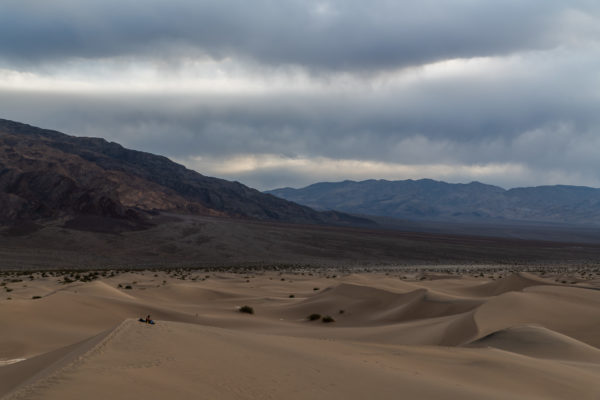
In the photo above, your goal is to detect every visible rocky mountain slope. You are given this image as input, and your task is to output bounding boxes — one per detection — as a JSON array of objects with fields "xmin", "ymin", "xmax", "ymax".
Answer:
[
  {"xmin": 0, "ymin": 119, "xmax": 369, "ymax": 230},
  {"xmin": 267, "ymin": 179, "xmax": 600, "ymax": 225}
]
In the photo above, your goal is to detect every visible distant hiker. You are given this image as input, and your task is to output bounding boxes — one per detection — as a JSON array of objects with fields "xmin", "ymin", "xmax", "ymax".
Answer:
[{"xmin": 145, "ymin": 314, "xmax": 151, "ymax": 323}]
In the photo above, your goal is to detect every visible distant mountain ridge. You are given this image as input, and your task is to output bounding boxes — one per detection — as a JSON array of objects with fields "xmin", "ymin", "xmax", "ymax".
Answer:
[
  {"xmin": 266, "ymin": 179, "xmax": 600, "ymax": 225},
  {"xmin": 0, "ymin": 119, "xmax": 370, "ymax": 230}
]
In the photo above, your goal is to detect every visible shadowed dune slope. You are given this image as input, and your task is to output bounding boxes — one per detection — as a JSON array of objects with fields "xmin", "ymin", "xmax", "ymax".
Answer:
[
  {"xmin": 472, "ymin": 285, "xmax": 600, "ymax": 348},
  {"xmin": 0, "ymin": 328, "xmax": 112, "ymax": 398},
  {"xmin": 466, "ymin": 325, "xmax": 600, "ymax": 362}
]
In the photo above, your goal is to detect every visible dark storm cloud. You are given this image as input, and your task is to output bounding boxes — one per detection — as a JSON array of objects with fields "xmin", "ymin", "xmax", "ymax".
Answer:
[{"xmin": 0, "ymin": 0, "xmax": 594, "ymax": 71}]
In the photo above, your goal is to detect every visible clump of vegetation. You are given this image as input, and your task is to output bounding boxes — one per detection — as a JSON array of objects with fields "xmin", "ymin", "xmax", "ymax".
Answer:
[
  {"xmin": 313, "ymin": 287, "xmax": 320, "ymax": 291},
  {"xmin": 239, "ymin": 305, "xmax": 254, "ymax": 314},
  {"xmin": 308, "ymin": 313, "xmax": 321, "ymax": 321},
  {"xmin": 322, "ymin": 316, "xmax": 335, "ymax": 323},
  {"xmin": 125, "ymin": 285, "xmax": 132, "ymax": 289},
  {"xmin": 339, "ymin": 310, "xmax": 345, "ymax": 314},
  {"xmin": 289, "ymin": 294, "xmax": 295, "ymax": 298},
  {"xmin": 31, "ymin": 295, "xmax": 42, "ymax": 299}
]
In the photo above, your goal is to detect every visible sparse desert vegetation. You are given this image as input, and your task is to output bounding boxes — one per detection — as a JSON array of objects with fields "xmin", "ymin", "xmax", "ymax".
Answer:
[
  {"xmin": 239, "ymin": 305, "xmax": 254, "ymax": 314},
  {"xmin": 308, "ymin": 313, "xmax": 321, "ymax": 321}
]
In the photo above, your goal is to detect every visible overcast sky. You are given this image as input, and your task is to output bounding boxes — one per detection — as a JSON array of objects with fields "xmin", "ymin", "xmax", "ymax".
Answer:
[{"xmin": 1, "ymin": 0, "xmax": 599, "ymax": 190}]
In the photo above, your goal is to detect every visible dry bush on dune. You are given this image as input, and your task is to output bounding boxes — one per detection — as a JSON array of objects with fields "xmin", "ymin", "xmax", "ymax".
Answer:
[
  {"xmin": 239, "ymin": 305, "xmax": 254, "ymax": 314},
  {"xmin": 308, "ymin": 313, "xmax": 321, "ymax": 321}
]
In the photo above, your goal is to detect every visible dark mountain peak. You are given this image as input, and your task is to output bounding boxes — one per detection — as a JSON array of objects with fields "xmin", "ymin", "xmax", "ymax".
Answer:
[
  {"xmin": 0, "ymin": 118, "xmax": 67, "ymax": 140},
  {"xmin": 0, "ymin": 119, "xmax": 372, "ymax": 230}
]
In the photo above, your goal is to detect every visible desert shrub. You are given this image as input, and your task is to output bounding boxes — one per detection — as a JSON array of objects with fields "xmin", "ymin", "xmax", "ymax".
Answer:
[
  {"xmin": 313, "ymin": 287, "xmax": 320, "ymax": 291},
  {"xmin": 239, "ymin": 305, "xmax": 254, "ymax": 314},
  {"xmin": 308, "ymin": 313, "xmax": 321, "ymax": 321},
  {"xmin": 5, "ymin": 288, "xmax": 13, "ymax": 292},
  {"xmin": 31, "ymin": 296, "xmax": 41, "ymax": 299},
  {"xmin": 125, "ymin": 285, "xmax": 132, "ymax": 289},
  {"xmin": 289, "ymin": 294, "xmax": 295, "ymax": 298},
  {"xmin": 339, "ymin": 310, "xmax": 345, "ymax": 314},
  {"xmin": 322, "ymin": 316, "xmax": 335, "ymax": 323}
]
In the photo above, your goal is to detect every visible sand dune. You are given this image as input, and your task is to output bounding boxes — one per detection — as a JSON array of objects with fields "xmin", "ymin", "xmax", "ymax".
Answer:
[
  {"xmin": 462, "ymin": 272, "xmax": 559, "ymax": 297},
  {"xmin": 467, "ymin": 325, "xmax": 600, "ymax": 362},
  {"xmin": 473, "ymin": 285, "xmax": 600, "ymax": 347},
  {"xmin": 3, "ymin": 319, "xmax": 599, "ymax": 400},
  {"xmin": 282, "ymin": 283, "xmax": 482, "ymax": 327},
  {"xmin": 1, "ymin": 269, "xmax": 599, "ymax": 399}
]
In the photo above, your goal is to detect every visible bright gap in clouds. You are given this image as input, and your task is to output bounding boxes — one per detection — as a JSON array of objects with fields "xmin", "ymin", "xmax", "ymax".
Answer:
[
  {"xmin": 175, "ymin": 154, "xmax": 538, "ymax": 191},
  {"xmin": 0, "ymin": 55, "xmax": 504, "ymax": 94},
  {"xmin": 176, "ymin": 153, "xmax": 600, "ymax": 191}
]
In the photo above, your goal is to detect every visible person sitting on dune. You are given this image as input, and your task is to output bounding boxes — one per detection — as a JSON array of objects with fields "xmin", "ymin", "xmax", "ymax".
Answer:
[{"xmin": 139, "ymin": 315, "xmax": 155, "ymax": 324}]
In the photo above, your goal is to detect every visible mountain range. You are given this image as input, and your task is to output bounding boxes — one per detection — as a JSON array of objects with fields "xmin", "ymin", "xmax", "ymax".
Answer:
[
  {"xmin": 266, "ymin": 179, "xmax": 600, "ymax": 226},
  {"xmin": 0, "ymin": 119, "xmax": 369, "ymax": 231},
  {"xmin": 2, "ymin": 118, "xmax": 600, "ymax": 269}
]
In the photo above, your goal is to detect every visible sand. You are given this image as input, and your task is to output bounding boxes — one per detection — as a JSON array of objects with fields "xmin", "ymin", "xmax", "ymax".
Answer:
[{"xmin": 1, "ymin": 269, "xmax": 599, "ymax": 399}]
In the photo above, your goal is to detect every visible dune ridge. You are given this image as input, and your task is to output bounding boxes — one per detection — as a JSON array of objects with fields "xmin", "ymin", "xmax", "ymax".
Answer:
[{"xmin": 466, "ymin": 325, "xmax": 600, "ymax": 362}]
